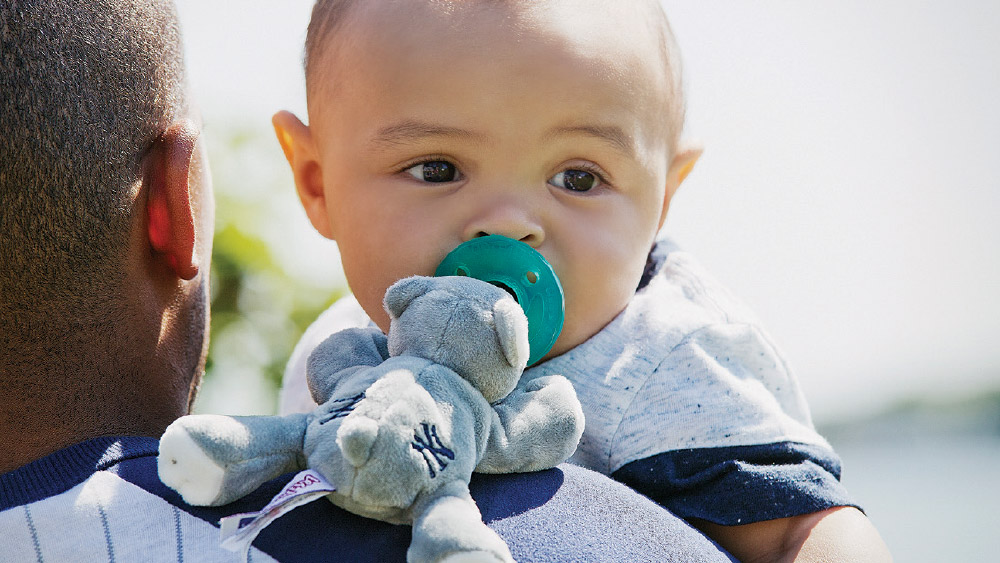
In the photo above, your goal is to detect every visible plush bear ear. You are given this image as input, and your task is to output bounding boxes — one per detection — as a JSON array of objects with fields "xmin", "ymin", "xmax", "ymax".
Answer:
[
  {"xmin": 384, "ymin": 276, "xmax": 434, "ymax": 320},
  {"xmin": 492, "ymin": 298, "xmax": 530, "ymax": 370}
]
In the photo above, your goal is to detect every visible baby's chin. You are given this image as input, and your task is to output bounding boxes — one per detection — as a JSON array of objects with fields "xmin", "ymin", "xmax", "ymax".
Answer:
[
  {"xmin": 350, "ymin": 291, "xmax": 388, "ymax": 334},
  {"xmin": 540, "ymin": 336, "xmax": 584, "ymax": 364},
  {"xmin": 369, "ymin": 310, "xmax": 391, "ymax": 335}
]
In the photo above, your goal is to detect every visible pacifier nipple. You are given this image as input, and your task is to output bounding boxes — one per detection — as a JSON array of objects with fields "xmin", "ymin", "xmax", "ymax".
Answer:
[{"xmin": 435, "ymin": 235, "xmax": 564, "ymax": 366}]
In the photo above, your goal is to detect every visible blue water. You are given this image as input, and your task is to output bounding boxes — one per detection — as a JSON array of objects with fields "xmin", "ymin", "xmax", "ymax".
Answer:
[{"xmin": 829, "ymin": 428, "xmax": 1000, "ymax": 562}]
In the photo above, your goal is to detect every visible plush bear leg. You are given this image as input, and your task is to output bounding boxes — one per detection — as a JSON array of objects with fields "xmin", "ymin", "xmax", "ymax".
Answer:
[
  {"xmin": 158, "ymin": 413, "xmax": 309, "ymax": 506},
  {"xmin": 408, "ymin": 481, "xmax": 514, "ymax": 563}
]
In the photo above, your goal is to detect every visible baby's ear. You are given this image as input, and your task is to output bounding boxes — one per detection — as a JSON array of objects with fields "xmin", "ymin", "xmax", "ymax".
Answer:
[
  {"xmin": 666, "ymin": 143, "xmax": 702, "ymax": 196},
  {"xmin": 272, "ymin": 110, "xmax": 333, "ymax": 240},
  {"xmin": 384, "ymin": 276, "xmax": 434, "ymax": 320},
  {"xmin": 660, "ymin": 143, "xmax": 703, "ymax": 228},
  {"xmin": 492, "ymin": 298, "xmax": 530, "ymax": 370}
]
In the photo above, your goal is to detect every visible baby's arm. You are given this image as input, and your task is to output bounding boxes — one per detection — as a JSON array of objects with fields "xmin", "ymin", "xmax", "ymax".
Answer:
[
  {"xmin": 606, "ymin": 321, "xmax": 891, "ymax": 561},
  {"xmin": 476, "ymin": 374, "xmax": 584, "ymax": 474},
  {"xmin": 693, "ymin": 507, "xmax": 890, "ymax": 563}
]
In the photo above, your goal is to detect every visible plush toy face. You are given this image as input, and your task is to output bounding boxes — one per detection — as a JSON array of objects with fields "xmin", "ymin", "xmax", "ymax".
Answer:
[{"xmin": 384, "ymin": 276, "xmax": 530, "ymax": 403}]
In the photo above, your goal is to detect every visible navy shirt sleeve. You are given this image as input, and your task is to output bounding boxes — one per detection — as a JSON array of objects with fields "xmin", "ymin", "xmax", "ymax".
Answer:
[{"xmin": 611, "ymin": 441, "xmax": 860, "ymax": 526}]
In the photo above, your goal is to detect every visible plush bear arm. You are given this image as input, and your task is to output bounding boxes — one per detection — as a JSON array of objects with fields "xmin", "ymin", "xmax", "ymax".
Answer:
[
  {"xmin": 158, "ymin": 413, "xmax": 309, "ymax": 506},
  {"xmin": 476, "ymin": 374, "xmax": 585, "ymax": 474},
  {"xmin": 307, "ymin": 327, "xmax": 389, "ymax": 404}
]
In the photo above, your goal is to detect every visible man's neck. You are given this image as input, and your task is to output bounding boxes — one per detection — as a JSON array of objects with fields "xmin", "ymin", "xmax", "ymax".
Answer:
[
  {"xmin": 0, "ymin": 361, "xmax": 189, "ymax": 474},
  {"xmin": 0, "ymin": 296, "xmax": 199, "ymax": 473},
  {"xmin": 0, "ymin": 417, "xmax": 93, "ymax": 474},
  {"xmin": 0, "ymin": 390, "xmax": 181, "ymax": 473}
]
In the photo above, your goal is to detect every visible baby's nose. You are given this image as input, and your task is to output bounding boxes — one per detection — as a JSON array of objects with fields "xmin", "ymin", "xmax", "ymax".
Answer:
[{"xmin": 463, "ymin": 203, "xmax": 544, "ymax": 246}]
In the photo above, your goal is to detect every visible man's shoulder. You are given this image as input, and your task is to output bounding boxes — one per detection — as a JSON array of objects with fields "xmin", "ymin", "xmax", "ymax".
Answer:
[
  {"xmin": 0, "ymin": 436, "xmax": 402, "ymax": 562},
  {"xmin": 1, "ymin": 437, "xmax": 735, "ymax": 562},
  {"xmin": 0, "ymin": 437, "xmax": 280, "ymax": 562},
  {"xmin": 0, "ymin": 436, "xmax": 162, "ymax": 511},
  {"xmin": 472, "ymin": 464, "xmax": 735, "ymax": 562}
]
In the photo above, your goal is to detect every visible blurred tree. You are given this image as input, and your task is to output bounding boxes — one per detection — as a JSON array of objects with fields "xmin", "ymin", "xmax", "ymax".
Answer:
[{"xmin": 193, "ymin": 123, "xmax": 345, "ymax": 415}]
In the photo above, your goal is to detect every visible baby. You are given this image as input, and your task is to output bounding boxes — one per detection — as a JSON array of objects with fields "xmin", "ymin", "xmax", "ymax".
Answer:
[{"xmin": 274, "ymin": 0, "xmax": 890, "ymax": 560}]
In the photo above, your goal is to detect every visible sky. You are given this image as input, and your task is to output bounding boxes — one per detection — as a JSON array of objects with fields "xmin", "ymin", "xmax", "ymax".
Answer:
[{"xmin": 174, "ymin": 0, "xmax": 1000, "ymax": 423}]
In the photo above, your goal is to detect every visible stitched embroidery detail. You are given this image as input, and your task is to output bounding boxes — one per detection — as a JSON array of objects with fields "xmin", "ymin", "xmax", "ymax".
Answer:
[
  {"xmin": 171, "ymin": 505, "xmax": 184, "ymax": 563},
  {"xmin": 411, "ymin": 423, "xmax": 455, "ymax": 478},
  {"xmin": 317, "ymin": 393, "xmax": 365, "ymax": 425},
  {"xmin": 98, "ymin": 503, "xmax": 116, "ymax": 563},
  {"xmin": 23, "ymin": 505, "xmax": 44, "ymax": 563}
]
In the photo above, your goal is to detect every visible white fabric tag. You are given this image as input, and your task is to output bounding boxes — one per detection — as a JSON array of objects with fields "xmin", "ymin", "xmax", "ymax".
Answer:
[{"xmin": 219, "ymin": 469, "xmax": 336, "ymax": 558}]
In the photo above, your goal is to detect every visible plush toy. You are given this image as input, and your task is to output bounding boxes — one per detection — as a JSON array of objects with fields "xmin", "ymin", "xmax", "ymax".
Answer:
[{"xmin": 158, "ymin": 275, "xmax": 585, "ymax": 563}]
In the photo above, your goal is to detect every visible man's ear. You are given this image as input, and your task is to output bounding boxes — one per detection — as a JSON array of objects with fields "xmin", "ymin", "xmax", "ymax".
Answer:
[
  {"xmin": 658, "ymin": 143, "xmax": 703, "ymax": 230},
  {"xmin": 272, "ymin": 110, "xmax": 333, "ymax": 239},
  {"xmin": 146, "ymin": 120, "xmax": 201, "ymax": 280}
]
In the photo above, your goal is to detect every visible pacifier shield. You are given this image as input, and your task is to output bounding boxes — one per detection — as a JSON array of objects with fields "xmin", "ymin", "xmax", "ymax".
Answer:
[{"xmin": 434, "ymin": 235, "xmax": 564, "ymax": 366}]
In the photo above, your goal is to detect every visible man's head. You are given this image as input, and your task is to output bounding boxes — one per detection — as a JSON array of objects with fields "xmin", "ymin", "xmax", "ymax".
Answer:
[
  {"xmin": 275, "ymin": 0, "xmax": 700, "ymax": 360},
  {"xmin": 0, "ymin": 0, "xmax": 214, "ymax": 468}
]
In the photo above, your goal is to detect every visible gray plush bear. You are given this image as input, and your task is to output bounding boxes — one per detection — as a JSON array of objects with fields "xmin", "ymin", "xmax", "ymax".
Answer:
[{"xmin": 158, "ymin": 276, "xmax": 585, "ymax": 563}]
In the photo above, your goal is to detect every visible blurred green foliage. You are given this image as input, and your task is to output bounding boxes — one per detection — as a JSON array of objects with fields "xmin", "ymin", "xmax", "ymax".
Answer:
[{"xmin": 195, "ymin": 123, "xmax": 345, "ymax": 415}]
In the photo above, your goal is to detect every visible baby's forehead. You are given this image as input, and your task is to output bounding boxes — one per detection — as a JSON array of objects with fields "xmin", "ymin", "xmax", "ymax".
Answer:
[
  {"xmin": 306, "ymin": 0, "xmax": 683, "ymax": 148},
  {"xmin": 308, "ymin": 0, "xmax": 676, "ymax": 87}
]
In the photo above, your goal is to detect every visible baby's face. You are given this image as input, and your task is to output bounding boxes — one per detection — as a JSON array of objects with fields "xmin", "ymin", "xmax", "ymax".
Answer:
[{"xmin": 304, "ymin": 0, "xmax": 679, "ymax": 360}]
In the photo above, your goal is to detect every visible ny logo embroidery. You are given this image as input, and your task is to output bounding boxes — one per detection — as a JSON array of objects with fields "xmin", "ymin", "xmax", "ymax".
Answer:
[
  {"xmin": 317, "ymin": 392, "xmax": 365, "ymax": 425},
  {"xmin": 411, "ymin": 423, "xmax": 455, "ymax": 478}
]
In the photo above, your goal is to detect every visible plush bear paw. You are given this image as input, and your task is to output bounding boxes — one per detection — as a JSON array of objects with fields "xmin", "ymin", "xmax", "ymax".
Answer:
[
  {"xmin": 408, "ymin": 484, "xmax": 514, "ymax": 563},
  {"xmin": 158, "ymin": 420, "xmax": 226, "ymax": 506},
  {"xmin": 410, "ymin": 523, "xmax": 513, "ymax": 563},
  {"xmin": 437, "ymin": 551, "xmax": 513, "ymax": 563}
]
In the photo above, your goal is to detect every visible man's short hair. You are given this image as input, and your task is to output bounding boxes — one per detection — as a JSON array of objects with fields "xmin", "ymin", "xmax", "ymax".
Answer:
[{"xmin": 0, "ymin": 0, "xmax": 188, "ymax": 312}]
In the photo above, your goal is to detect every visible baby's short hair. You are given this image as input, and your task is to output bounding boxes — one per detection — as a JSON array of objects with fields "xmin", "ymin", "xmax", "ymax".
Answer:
[
  {"xmin": 302, "ymin": 0, "xmax": 687, "ymax": 154},
  {"xmin": 304, "ymin": 0, "xmax": 355, "ymax": 92}
]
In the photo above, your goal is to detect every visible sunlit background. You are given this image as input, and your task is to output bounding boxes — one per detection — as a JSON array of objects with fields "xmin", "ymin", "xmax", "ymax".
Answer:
[{"xmin": 175, "ymin": 1, "xmax": 999, "ymax": 560}]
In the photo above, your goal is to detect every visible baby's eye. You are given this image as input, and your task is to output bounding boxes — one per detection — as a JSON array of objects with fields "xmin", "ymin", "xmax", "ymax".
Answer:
[
  {"xmin": 549, "ymin": 169, "xmax": 599, "ymax": 192},
  {"xmin": 405, "ymin": 160, "xmax": 460, "ymax": 183}
]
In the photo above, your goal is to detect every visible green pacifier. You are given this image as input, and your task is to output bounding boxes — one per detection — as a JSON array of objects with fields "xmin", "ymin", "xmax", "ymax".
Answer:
[{"xmin": 435, "ymin": 235, "xmax": 564, "ymax": 366}]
